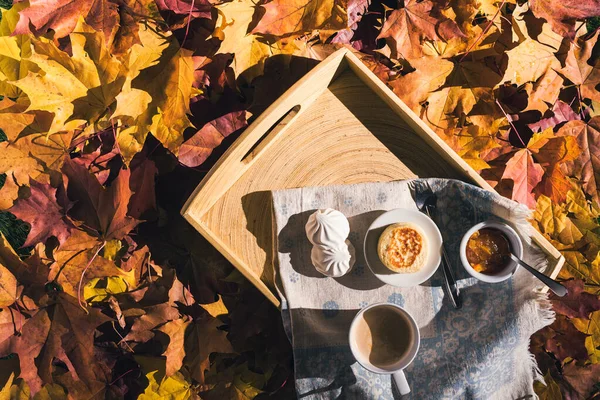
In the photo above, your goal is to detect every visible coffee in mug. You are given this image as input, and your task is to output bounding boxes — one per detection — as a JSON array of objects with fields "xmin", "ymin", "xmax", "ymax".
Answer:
[
  {"xmin": 354, "ymin": 305, "xmax": 415, "ymax": 367},
  {"xmin": 349, "ymin": 303, "xmax": 420, "ymax": 395}
]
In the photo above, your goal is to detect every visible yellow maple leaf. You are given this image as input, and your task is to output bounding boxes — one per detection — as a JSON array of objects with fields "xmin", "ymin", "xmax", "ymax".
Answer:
[
  {"xmin": 10, "ymin": 18, "xmax": 126, "ymax": 134},
  {"xmin": 200, "ymin": 295, "xmax": 229, "ymax": 318},
  {"xmin": 534, "ymin": 195, "xmax": 568, "ymax": 238},
  {"xmin": 0, "ymin": 3, "xmax": 38, "ymax": 102},
  {"xmin": 572, "ymin": 310, "xmax": 600, "ymax": 363},
  {"xmin": 112, "ymin": 22, "xmax": 195, "ymax": 162},
  {"xmin": 138, "ymin": 368, "xmax": 196, "ymax": 400},
  {"xmin": 213, "ymin": 0, "xmax": 298, "ymax": 82}
]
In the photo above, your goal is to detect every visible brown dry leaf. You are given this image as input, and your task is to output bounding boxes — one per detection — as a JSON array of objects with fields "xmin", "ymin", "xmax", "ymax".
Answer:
[
  {"xmin": 551, "ymin": 279, "xmax": 600, "ymax": 319},
  {"xmin": 184, "ymin": 313, "xmax": 234, "ymax": 384},
  {"xmin": 424, "ymin": 60, "xmax": 503, "ymax": 134},
  {"xmin": 572, "ymin": 310, "xmax": 600, "ymax": 363},
  {"xmin": 377, "ymin": 0, "xmax": 464, "ymax": 60},
  {"xmin": 50, "ymin": 229, "xmax": 127, "ymax": 298},
  {"xmin": 0, "ymin": 266, "xmax": 17, "ymax": 308},
  {"xmin": 0, "ymin": 293, "xmax": 111, "ymax": 395},
  {"xmin": 534, "ymin": 372, "xmax": 563, "ymax": 400},
  {"xmin": 525, "ymin": 69, "xmax": 565, "ymax": 114},
  {"xmin": 558, "ymin": 117, "xmax": 600, "ymax": 205},
  {"xmin": 502, "ymin": 10, "xmax": 565, "ymax": 86},
  {"xmin": 158, "ymin": 317, "xmax": 192, "ymax": 377},
  {"xmin": 0, "ymin": 125, "xmax": 72, "ymax": 211},
  {"xmin": 456, "ymin": 124, "xmax": 502, "ymax": 171},
  {"xmin": 561, "ymin": 361, "xmax": 600, "ymax": 399},
  {"xmin": 387, "ymin": 56, "xmax": 454, "ymax": 113},
  {"xmin": 0, "ymin": 235, "xmax": 49, "ymax": 306},
  {"xmin": 123, "ymin": 303, "xmax": 181, "ymax": 343},
  {"xmin": 9, "ymin": 179, "xmax": 74, "ymax": 246},
  {"xmin": 62, "ymin": 157, "xmax": 139, "ymax": 240},
  {"xmin": 502, "ymin": 149, "xmax": 544, "ymax": 208},
  {"xmin": 179, "ymin": 110, "xmax": 247, "ymax": 167},
  {"xmin": 530, "ymin": 0, "xmax": 600, "ymax": 38},
  {"xmin": 0, "ymin": 142, "xmax": 42, "ymax": 210},
  {"xmin": 557, "ymin": 30, "xmax": 600, "ymax": 103},
  {"xmin": 252, "ymin": 0, "xmax": 347, "ymax": 36}
]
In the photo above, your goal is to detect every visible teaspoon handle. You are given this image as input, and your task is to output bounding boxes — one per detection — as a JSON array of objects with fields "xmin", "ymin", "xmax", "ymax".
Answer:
[{"xmin": 510, "ymin": 254, "xmax": 568, "ymax": 297}]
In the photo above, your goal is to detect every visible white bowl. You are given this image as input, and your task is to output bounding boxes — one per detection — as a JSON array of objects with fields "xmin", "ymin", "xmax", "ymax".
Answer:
[
  {"xmin": 459, "ymin": 221, "xmax": 523, "ymax": 283},
  {"xmin": 364, "ymin": 208, "xmax": 443, "ymax": 287}
]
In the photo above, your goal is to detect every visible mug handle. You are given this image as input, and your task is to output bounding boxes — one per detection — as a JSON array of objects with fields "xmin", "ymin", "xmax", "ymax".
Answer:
[{"xmin": 392, "ymin": 370, "xmax": 410, "ymax": 395}]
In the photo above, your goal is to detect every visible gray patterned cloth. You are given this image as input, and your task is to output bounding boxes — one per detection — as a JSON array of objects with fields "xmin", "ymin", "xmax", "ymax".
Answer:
[{"xmin": 271, "ymin": 179, "xmax": 555, "ymax": 400}]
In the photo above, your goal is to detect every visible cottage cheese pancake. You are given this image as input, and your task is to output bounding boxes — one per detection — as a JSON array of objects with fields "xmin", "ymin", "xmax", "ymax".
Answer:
[{"xmin": 377, "ymin": 222, "xmax": 428, "ymax": 273}]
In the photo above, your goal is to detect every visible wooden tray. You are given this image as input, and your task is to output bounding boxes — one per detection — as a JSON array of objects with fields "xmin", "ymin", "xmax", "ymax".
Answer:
[{"xmin": 181, "ymin": 48, "xmax": 565, "ymax": 306}]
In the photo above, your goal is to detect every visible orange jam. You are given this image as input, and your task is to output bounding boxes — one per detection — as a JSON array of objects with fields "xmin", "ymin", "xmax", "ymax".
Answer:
[{"xmin": 466, "ymin": 228, "xmax": 511, "ymax": 275}]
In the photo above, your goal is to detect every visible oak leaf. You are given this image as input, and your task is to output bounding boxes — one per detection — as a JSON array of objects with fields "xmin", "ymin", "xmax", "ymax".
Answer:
[
  {"xmin": 252, "ymin": 0, "xmax": 348, "ymax": 36},
  {"xmin": 9, "ymin": 179, "xmax": 74, "ymax": 247},
  {"xmin": 179, "ymin": 110, "xmax": 247, "ymax": 167},
  {"xmin": 377, "ymin": 0, "xmax": 464, "ymax": 59}
]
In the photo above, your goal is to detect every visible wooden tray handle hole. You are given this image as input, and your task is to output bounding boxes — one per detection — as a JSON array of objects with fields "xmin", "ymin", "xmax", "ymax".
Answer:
[{"xmin": 242, "ymin": 104, "xmax": 301, "ymax": 163}]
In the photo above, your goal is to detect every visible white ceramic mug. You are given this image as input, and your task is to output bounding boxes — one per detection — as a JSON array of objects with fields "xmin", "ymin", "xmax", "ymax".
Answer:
[
  {"xmin": 348, "ymin": 302, "xmax": 420, "ymax": 395},
  {"xmin": 460, "ymin": 220, "xmax": 524, "ymax": 283}
]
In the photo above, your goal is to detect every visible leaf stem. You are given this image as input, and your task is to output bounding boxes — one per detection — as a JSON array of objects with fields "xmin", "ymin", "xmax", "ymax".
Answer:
[
  {"xmin": 112, "ymin": 321, "xmax": 135, "ymax": 353},
  {"xmin": 495, "ymin": 99, "xmax": 526, "ymax": 147},
  {"xmin": 459, "ymin": 0, "xmax": 506, "ymax": 63},
  {"xmin": 180, "ymin": 0, "xmax": 195, "ymax": 48},
  {"xmin": 77, "ymin": 241, "xmax": 106, "ymax": 312}
]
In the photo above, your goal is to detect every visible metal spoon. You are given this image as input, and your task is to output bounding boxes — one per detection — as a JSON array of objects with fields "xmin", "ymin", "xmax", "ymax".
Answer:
[{"xmin": 509, "ymin": 253, "xmax": 568, "ymax": 297}]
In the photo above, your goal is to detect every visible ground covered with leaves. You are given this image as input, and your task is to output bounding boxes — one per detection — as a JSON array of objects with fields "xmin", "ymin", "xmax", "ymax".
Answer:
[{"xmin": 0, "ymin": 0, "xmax": 599, "ymax": 398}]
